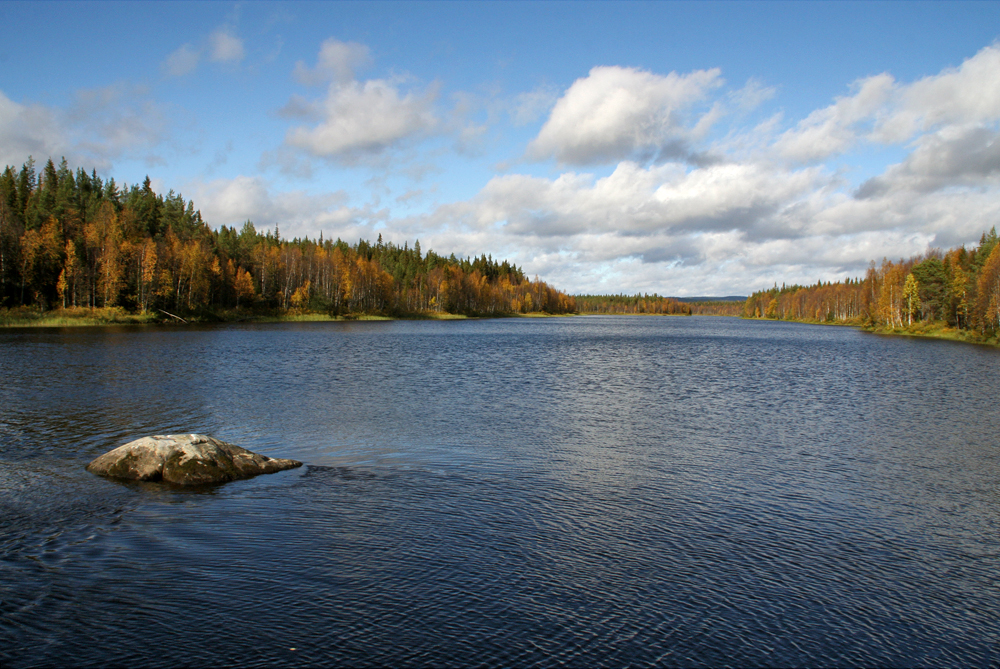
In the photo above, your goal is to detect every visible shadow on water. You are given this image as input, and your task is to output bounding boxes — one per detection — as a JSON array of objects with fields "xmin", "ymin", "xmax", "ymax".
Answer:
[{"xmin": 299, "ymin": 464, "xmax": 382, "ymax": 482}]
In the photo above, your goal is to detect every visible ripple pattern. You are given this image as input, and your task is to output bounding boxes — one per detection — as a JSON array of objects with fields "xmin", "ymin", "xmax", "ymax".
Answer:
[{"xmin": 1, "ymin": 317, "xmax": 999, "ymax": 667}]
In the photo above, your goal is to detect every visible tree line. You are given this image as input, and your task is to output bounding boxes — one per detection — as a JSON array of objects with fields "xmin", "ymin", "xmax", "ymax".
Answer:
[
  {"xmin": 686, "ymin": 301, "xmax": 744, "ymax": 317},
  {"xmin": 575, "ymin": 293, "xmax": 692, "ymax": 315},
  {"xmin": 0, "ymin": 158, "xmax": 576, "ymax": 317},
  {"xmin": 743, "ymin": 228, "xmax": 1000, "ymax": 335}
]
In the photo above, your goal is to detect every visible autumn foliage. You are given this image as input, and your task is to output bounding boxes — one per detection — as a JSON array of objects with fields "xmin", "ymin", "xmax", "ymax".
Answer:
[
  {"xmin": 575, "ymin": 294, "xmax": 691, "ymax": 315},
  {"xmin": 743, "ymin": 228, "xmax": 1000, "ymax": 335},
  {"xmin": 0, "ymin": 158, "xmax": 576, "ymax": 317}
]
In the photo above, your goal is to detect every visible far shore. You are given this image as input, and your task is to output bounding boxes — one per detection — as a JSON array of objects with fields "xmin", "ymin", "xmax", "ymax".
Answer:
[
  {"xmin": 0, "ymin": 306, "xmax": 574, "ymax": 328},
  {"xmin": 4, "ymin": 307, "xmax": 998, "ymax": 348},
  {"xmin": 746, "ymin": 315, "xmax": 1000, "ymax": 348}
]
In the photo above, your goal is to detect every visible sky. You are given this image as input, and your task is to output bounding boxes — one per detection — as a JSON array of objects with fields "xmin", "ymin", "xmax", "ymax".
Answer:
[{"xmin": 2, "ymin": 1, "xmax": 1000, "ymax": 296}]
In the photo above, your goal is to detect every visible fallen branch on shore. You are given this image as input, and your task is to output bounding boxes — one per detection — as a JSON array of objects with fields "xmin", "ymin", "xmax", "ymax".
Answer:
[{"xmin": 158, "ymin": 309, "xmax": 188, "ymax": 323}]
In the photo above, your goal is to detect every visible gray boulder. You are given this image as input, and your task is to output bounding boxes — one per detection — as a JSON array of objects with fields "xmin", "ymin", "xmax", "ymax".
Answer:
[{"xmin": 86, "ymin": 434, "xmax": 302, "ymax": 485}]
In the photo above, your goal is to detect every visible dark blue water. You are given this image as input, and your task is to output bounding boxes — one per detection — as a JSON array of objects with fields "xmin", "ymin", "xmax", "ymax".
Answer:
[{"xmin": 1, "ymin": 317, "xmax": 998, "ymax": 667}]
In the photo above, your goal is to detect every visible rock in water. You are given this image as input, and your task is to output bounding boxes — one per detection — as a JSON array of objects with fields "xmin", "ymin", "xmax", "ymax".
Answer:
[{"xmin": 86, "ymin": 434, "xmax": 302, "ymax": 485}]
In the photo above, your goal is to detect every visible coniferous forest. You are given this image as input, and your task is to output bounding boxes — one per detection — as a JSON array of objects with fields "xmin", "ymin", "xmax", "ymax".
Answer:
[
  {"xmin": 743, "ymin": 228, "xmax": 1000, "ymax": 341},
  {"xmin": 0, "ymin": 158, "xmax": 577, "ymax": 319},
  {"xmin": 574, "ymin": 294, "xmax": 692, "ymax": 315}
]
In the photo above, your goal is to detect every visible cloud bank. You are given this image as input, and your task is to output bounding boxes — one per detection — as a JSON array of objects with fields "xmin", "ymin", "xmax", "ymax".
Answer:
[
  {"xmin": 8, "ymin": 32, "xmax": 1000, "ymax": 297},
  {"xmin": 340, "ymin": 43, "xmax": 1000, "ymax": 295}
]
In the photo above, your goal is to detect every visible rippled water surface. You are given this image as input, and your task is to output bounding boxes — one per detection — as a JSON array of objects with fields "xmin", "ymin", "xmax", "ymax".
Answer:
[{"xmin": 2, "ymin": 316, "xmax": 999, "ymax": 667}]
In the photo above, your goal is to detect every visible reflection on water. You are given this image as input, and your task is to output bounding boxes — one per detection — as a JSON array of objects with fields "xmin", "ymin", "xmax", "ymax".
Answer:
[{"xmin": 2, "ymin": 317, "xmax": 999, "ymax": 667}]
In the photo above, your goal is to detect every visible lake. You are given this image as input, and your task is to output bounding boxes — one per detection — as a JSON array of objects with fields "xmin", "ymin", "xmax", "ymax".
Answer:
[{"xmin": 1, "ymin": 316, "xmax": 998, "ymax": 667}]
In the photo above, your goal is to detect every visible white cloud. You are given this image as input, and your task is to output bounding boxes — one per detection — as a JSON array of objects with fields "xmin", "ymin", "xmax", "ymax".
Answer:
[
  {"xmin": 525, "ymin": 65, "xmax": 723, "ymax": 165},
  {"xmin": 189, "ymin": 175, "xmax": 388, "ymax": 241},
  {"xmin": 510, "ymin": 85, "xmax": 560, "ymax": 126},
  {"xmin": 773, "ymin": 73, "xmax": 895, "ymax": 163},
  {"xmin": 13, "ymin": 27, "xmax": 1000, "ymax": 299},
  {"xmin": 257, "ymin": 42, "xmax": 1000, "ymax": 295},
  {"xmin": 285, "ymin": 79, "xmax": 439, "ymax": 163},
  {"xmin": 729, "ymin": 78, "xmax": 777, "ymax": 114},
  {"xmin": 161, "ymin": 26, "xmax": 245, "ymax": 77},
  {"xmin": 874, "ymin": 43, "xmax": 1000, "ymax": 142},
  {"xmin": 293, "ymin": 38, "xmax": 370, "ymax": 85},
  {"xmin": 69, "ymin": 84, "xmax": 168, "ymax": 161},
  {"xmin": 281, "ymin": 41, "xmax": 440, "ymax": 164},
  {"xmin": 0, "ymin": 90, "xmax": 67, "ymax": 168},
  {"xmin": 0, "ymin": 85, "xmax": 168, "ymax": 171},
  {"xmin": 856, "ymin": 124, "xmax": 1000, "ymax": 198},
  {"xmin": 461, "ymin": 160, "xmax": 820, "ymax": 241},
  {"xmin": 163, "ymin": 44, "xmax": 200, "ymax": 77},
  {"xmin": 400, "ymin": 137, "xmax": 1000, "ymax": 295},
  {"xmin": 774, "ymin": 44, "xmax": 1000, "ymax": 163},
  {"xmin": 209, "ymin": 28, "xmax": 245, "ymax": 63}
]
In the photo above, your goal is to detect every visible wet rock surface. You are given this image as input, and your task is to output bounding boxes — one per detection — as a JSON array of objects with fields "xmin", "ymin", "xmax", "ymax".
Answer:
[{"xmin": 86, "ymin": 434, "xmax": 302, "ymax": 485}]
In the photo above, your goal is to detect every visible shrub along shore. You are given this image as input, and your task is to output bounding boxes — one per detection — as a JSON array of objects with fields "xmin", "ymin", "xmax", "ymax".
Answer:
[{"xmin": 0, "ymin": 305, "xmax": 549, "ymax": 327}]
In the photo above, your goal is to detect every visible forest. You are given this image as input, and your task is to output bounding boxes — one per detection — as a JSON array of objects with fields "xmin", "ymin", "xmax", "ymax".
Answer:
[
  {"xmin": 743, "ymin": 228, "xmax": 1000, "ymax": 340},
  {"xmin": 574, "ymin": 294, "xmax": 691, "ymax": 315},
  {"xmin": 684, "ymin": 300, "xmax": 744, "ymax": 317},
  {"xmin": 11, "ymin": 157, "xmax": 996, "ymax": 335},
  {"xmin": 0, "ymin": 158, "xmax": 577, "ymax": 319}
]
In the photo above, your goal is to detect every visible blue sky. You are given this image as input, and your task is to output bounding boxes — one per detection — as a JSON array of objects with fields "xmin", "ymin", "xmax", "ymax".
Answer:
[{"xmin": 3, "ymin": 1, "xmax": 1000, "ymax": 295}]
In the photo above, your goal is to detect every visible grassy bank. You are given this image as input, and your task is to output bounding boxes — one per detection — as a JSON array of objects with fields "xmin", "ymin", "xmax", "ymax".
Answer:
[
  {"xmin": 0, "ymin": 307, "xmax": 574, "ymax": 328},
  {"xmin": 745, "ymin": 314, "xmax": 1000, "ymax": 348},
  {"xmin": 0, "ymin": 307, "xmax": 162, "ymax": 327},
  {"xmin": 863, "ymin": 321, "xmax": 1000, "ymax": 347}
]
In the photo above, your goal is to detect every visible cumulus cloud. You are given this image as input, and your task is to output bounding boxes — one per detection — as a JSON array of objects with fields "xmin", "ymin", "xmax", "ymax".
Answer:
[
  {"xmin": 209, "ymin": 28, "xmax": 245, "ymax": 63},
  {"xmin": 285, "ymin": 79, "xmax": 439, "ymax": 162},
  {"xmin": 0, "ymin": 90, "xmax": 67, "ymax": 168},
  {"xmin": 525, "ymin": 65, "xmax": 723, "ymax": 165},
  {"xmin": 774, "ymin": 44, "xmax": 1000, "ymax": 163},
  {"xmin": 875, "ymin": 43, "xmax": 1000, "ymax": 142},
  {"xmin": 856, "ymin": 125, "xmax": 1000, "ymax": 198},
  {"xmin": 773, "ymin": 73, "xmax": 895, "ymax": 163},
  {"xmin": 0, "ymin": 85, "xmax": 168, "ymax": 171},
  {"xmin": 282, "ymin": 40, "xmax": 439, "ymax": 164},
  {"xmin": 458, "ymin": 160, "xmax": 820, "ymax": 242},
  {"xmin": 189, "ymin": 175, "xmax": 389, "ymax": 241},
  {"xmin": 293, "ymin": 38, "xmax": 370, "ymax": 85},
  {"xmin": 257, "ymin": 41, "xmax": 1000, "ymax": 295},
  {"xmin": 406, "ymin": 134, "xmax": 1000, "ymax": 295},
  {"xmin": 163, "ymin": 44, "xmax": 200, "ymax": 77}
]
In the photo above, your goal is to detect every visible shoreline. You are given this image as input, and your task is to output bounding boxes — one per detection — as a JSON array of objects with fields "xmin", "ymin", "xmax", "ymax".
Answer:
[
  {"xmin": 4, "ymin": 307, "xmax": 998, "ymax": 348},
  {"xmin": 743, "ymin": 316, "xmax": 1000, "ymax": 348},
  {"xmin": 0, "ymin": 307, "xmax": 575, "ymax": 329}
]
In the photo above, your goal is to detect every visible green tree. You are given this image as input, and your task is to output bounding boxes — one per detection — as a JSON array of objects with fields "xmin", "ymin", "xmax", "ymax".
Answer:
[{"xmin": 911, "ymin": 257, "xmax": 947, "ymax": 320}]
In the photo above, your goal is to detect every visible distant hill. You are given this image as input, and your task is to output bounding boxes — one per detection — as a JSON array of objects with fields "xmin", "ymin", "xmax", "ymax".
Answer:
[{"xmin": 673, "ymin": 296, "xmax": 746, "ymax": 303}]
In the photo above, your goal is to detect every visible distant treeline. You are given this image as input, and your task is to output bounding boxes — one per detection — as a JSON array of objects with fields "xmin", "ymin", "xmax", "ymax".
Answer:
[
  {"xmin": 687, "ymin": 301, "xmax": 744, "ymax": 316},
  {"xmin": 575, "ymin": 294, "xmax": 691, "ymax": 315},
  {"xmin": 0, "ymin": 157, "xmax": 576, "ymax": 317},
  {"xmin": 744, "ymin": 228, "xmax": 1000, "ymax": 335}
]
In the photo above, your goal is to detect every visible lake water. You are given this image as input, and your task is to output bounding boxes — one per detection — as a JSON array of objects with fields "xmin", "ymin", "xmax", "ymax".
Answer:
[{"xmin": 1, "ymin": 316, "xmax": 999, "ymax": 667}]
